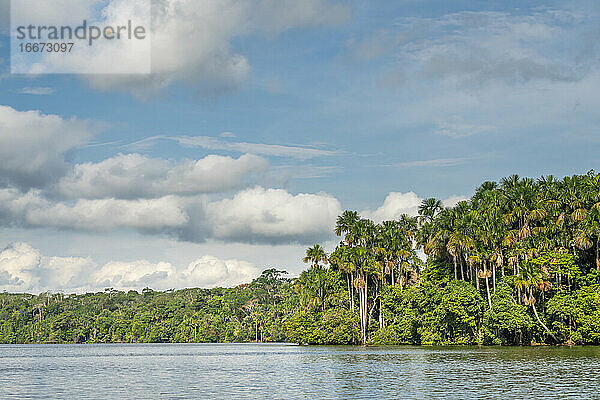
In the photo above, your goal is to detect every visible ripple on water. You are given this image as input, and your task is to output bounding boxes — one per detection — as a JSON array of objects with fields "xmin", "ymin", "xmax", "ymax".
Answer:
[{"xmin": 0, "ymin": 344, "xmax": 599, "ymax": 399}]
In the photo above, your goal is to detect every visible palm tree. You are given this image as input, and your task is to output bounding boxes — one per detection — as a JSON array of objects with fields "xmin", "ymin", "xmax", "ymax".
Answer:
[
  {"xmin": 583, "ymin": 173, "xmax": 600, "ymax": 269},
  {"xmin": 329, "ymin": 245, "xmax": 356, "ymax": 310},
  {"xmin": 351, "ymin": 246, "xmax": 376, "ymax": 344},
  {"xmin": 519, "ymin": 260, "xmax": 557, "ymax": 342},
  {"xmin": 303, "ymin": 244, "xmax": 328, "ymax": 268},
  {"xmin": 419, "ymin": 198, "xmax": 443, "ymax": 223},
  {"xmin": 335, "ymin": 210, "xmax": 360, "ymax": 245}
]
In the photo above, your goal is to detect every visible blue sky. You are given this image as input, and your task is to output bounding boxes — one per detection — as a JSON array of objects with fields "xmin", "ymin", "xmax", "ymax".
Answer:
[{"xmin": 0, "ymin": 0, "xmax": 599, "ymax": 292}]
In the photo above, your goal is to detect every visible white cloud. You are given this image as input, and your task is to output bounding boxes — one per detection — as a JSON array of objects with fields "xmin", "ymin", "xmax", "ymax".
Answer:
[
  {"xmin": 434, "ymin": 121, "xmax": 496, "ymax": 138},
  {"xmin": 395, "ymin": 10, "xmax": 591, "ymax": 87},
  {"xmin": 0, "ymin": 186, "xmax": 341, "ymax": 245},
  {"xmin": 442, "ymin": 195, "xmax": 469, "ymax": 208},
  {"xmin": 391, "ymin": 157, "xmax": 471, "ymax": 168},
  {"xmin": 0, "ymin": 242, "xmax": 260, "ymax": 293},
  {"xmin": 56, "ymin": 153, "xmax": 269, "ymax": 199},
  {"xmin": 0, "ymin": 242, "xmax": 41, "ymax": 291},
  {"xmin": 15, "ymin": 87, "xmax": 55, "ymax": 95},
  {"xmin": 170, "ymin": 135, "xmax": 341, "ymax": 159},
  {"xmin": 0, "ymin": 188, "xmax": 48, "ymax": 224},
  {"xmin": 0, "ymin": 105, "xmax": 93, "ymax": 189},
  {"xmin": 181, "ymin": 255, "xmax": 259, "ymax": 288},
  {"xmin": 41, "ymin": 255, "xmax": 97, "ymax": 289},
  {"xmin": 25, "ymin": 0, "xmax": 349, "ymax": 96},
  {"xmin": 361, "ymin": 192, "xmax": 469, "ymax": 222},
  {"xmin": 361, "ymin": 192, "xmax": 422, "ymax": 222},
  {"xmin": 25, "ymin": 196, "xmax": 189, "ymax": 232},
  {"xmin": 94, "ymin": 259, "xmax": 177, "ymax": 290},
  {"xmin": 201, "ymin": 187, "xmax": 342, "ymax": 244}
]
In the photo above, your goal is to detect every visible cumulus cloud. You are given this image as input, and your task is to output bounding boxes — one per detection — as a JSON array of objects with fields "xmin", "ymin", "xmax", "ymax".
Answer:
[
  {"xmin": 0, "ymin": 242, "xmax": 260, "ymax": 293},
  {"xmin": 18, "ymin": 0, "xmax": 349, "ymax": 96},
  {"xmin": 0, "ymin": 186, "xmax": 341, "ymax": 245},
  {"xmin": 25, "ymin": 196, "xmax": 189, "ymax": 232},
  {"xmin": 361, "ymin": 192, "xmax": 422, "ymax": 222},
  {"xmin": 0, "ymin": 105, "xmax": 93, "ymax": 189},
  {"xmin": 0, "ymin": 188, "xmax": 48, "ymax": 225},
  {"xmin": 197, "ymin": 187, "xmax": 342, "ymax": 244},
  {"xmin": 94, "ymin": 259, "xmax": 177, "ymax": 290},
  {"xmin": 361, "ymin": 192, "xmax": 468, "ymax": 222},
  {"xmin": 56, "ymin": 153, "xmax": 269, "ymax": 199},
  {"xmin": 442, "ymin": 195, "xmax": 469, "ymax": 208},
  {"xmin": 181, "ymin": 256, "xmax": 259, "ymax": 287},
  {"xmin": 0, "ymin": 242, "xmax": 42, "ymax": 291}
]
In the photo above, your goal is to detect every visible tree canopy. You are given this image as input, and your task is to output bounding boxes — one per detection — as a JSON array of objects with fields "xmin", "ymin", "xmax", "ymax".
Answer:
[{"xmin": 2, "ymin": 171, "xmax": 600, "ymax": 346}]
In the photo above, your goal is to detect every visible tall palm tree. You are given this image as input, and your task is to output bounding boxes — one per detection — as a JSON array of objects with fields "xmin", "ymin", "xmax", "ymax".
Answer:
[
  {"xmin": 419, "ymin": 198, "xmax": 443, "ymax": 223},
  {"xmin": 519, "ymin": 261, "xmax": 557, "ymax": 342},
  {"xmin": 335, "ymin": 210, "xmax": 360, "ymax": 245},
  {"xmin": 303, "ymin": 244, "xmax": 328, "ymax": 268}
]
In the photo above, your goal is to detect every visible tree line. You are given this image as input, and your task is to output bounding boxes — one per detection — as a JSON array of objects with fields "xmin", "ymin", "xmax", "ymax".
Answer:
[{"xmin": 1, "ymin": 172, "xmax": 600, "ymax": 345}]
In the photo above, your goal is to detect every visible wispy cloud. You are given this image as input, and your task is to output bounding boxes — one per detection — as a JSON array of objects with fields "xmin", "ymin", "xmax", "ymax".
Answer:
[
  {"xmin": 124, "ymin": 135, "xmax": 342, "ymax": 160},
  {"xmin": 274, "ymin": 165, "xmax": 343, "ymax": 179},
  {"xmin": 434, "ymin": 121, "xmax": 496, "ymax": 138},
  {"xmin": 391, "ymin": 157, "xmax": 471, "ymax": 168},
  {"xmin": 388, "ymin": 9, "xmax": 595, "ymax": 88},
  {"xmin": 15, "ymin": 87, "xmax": 55, "ymax": 95}
]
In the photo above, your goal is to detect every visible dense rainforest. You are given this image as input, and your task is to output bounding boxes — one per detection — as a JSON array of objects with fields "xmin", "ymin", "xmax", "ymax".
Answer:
[{"xmin": 2, "ymin": 172, "xmax": 600, "ymax": 346}]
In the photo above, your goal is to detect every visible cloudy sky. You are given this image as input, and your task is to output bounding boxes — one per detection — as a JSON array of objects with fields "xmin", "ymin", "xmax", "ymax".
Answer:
[{"xmin": 0, "ymin": 0, "xmax": 599, "ymax": 293}]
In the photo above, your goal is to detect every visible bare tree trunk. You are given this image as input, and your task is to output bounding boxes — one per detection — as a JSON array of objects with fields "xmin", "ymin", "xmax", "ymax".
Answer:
[{"xmin": 492, "ymin": 264, "xmax": 496, "ymax": 293}]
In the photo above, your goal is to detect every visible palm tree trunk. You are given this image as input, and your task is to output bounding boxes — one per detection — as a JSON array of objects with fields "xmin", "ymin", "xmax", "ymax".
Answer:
[
  {"xmin": 531, "ymin": 301, "xmax": 557, "ymax": 342},
  {"xmin": 453, "ymin": 256, "xmax": 458, "ymax": 280},
  {"xmin": 350, "ymin": 271, "xmax": 355, "ymax": 311},
  {"xmin": 346, "ymin": 274, "xmax": 351, "ymax": 308},
  {"xmin": 492, "ymin": 264, "xmax": 496, "ymax": 293},
  {"xmin": 364, "ymin": 276, "xmax": 368, "ymax": 344},
  {"xmin": 485, "ymin": 276, "xmax": 492, "ymax": 309},
  {"xmin": 379, "ymin": 283, "xmax": 384, "ymax": 329}
]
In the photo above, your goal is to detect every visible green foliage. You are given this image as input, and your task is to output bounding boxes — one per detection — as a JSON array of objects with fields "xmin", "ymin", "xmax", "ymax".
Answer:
[
  {"xmin": 4, "ymin": 172, "xmax": 600, "ymax": 346},
  {"xmin": 484, "ymin": 278, "xmax": 533, "ymax": 344},
  {"xmin": 0, "ymin": 270, "xmax": 298, "ymax": 344},
  {"xmin": 285, "ymin": 308, "xmax": 360, "ymax": 345}
]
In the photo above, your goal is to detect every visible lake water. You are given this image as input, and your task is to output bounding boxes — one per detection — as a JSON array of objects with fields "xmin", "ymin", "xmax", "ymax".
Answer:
[{"xmin": 1, "ymin": 344, "xmax": 599, "ymax": 399}]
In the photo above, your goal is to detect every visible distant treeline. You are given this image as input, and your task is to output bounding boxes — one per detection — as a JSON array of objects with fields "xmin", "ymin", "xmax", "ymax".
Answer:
[{"xmin": 2, "ymin": 172, "xmax": 600, "ymax": 345}]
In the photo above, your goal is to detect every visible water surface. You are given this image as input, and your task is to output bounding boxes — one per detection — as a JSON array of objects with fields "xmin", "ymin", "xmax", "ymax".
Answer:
[{"xmin": 1, "ymin": 344, "xmax": 598, "ymax": 399}]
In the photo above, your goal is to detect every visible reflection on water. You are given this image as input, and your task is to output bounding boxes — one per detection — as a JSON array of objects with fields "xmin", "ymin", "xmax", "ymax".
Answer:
[{"xmin": 1, "ymin": 344, "xmax": 599, "ymax": 399}]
